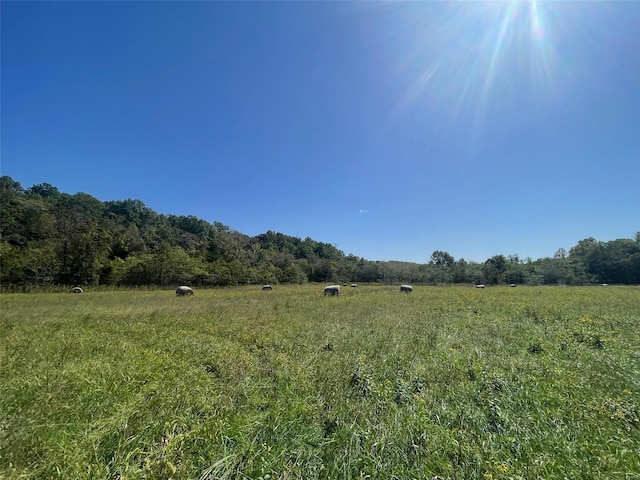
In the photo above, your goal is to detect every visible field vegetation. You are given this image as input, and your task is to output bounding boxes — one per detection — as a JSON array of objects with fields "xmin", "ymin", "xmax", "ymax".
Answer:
[{"xmin": 1, "ymin": 285, "xmax": 639, "ymax": 479}]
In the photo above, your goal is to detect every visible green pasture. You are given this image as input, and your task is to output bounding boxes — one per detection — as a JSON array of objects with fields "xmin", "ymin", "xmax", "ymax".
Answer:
[{"xmin": 1, "ymin": 285, "xmax": 639, "ymax": 479}]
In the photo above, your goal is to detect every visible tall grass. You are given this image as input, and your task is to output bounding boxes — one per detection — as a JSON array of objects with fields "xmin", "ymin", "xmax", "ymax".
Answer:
[{"xmin": 1, "ymin": 285, "xmax": 638, "ymax": 479}]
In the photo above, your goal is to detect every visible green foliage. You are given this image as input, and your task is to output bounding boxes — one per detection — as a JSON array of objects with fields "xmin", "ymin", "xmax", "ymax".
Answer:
[
  {"xmin": 1, "ymin": 285, "xmax": 638, "ymax": 479},
  {"xmin": 483, "ymin": 255, "xmax": 508, "ymax": 284},
  {"xmin": 0, "ymin": 176, "xmax": 638, "ymax": 289},
  {"xmin": 430, "ymin": 250, "xmax": 455, "ymax": 267}
]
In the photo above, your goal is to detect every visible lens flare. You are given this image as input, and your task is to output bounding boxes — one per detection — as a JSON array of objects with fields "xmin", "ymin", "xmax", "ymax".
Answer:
[{"xmin": 381, "ymin": 0, "xmax": 594, "ymax": 145}]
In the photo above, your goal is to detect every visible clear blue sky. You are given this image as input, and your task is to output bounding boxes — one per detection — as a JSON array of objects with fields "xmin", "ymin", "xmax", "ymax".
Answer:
[{"xmin": 2, "ymin": 1, "xmax": 638, "ymax": 263}]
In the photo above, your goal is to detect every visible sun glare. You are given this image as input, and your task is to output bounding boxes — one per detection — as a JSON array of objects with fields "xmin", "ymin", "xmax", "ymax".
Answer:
[
  {"xmin": 530, "ymin": 0, "xmax": 544, "ymax": 39},
  {"xmin": 387, "ymin": 0, "xmax": 566, "ymax": 138}
]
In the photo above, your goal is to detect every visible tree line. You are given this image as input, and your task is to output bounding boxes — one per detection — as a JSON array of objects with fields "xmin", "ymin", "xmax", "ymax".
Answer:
[{"xmin": 1, "ymin": 176, "xmax": 638, "ymax": 289}]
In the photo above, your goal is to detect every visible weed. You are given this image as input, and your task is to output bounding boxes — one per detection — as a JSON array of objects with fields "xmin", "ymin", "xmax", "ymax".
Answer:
[
  {"xmin": 527, "ymin": 343, "xmax": 544, "ymax": 354},
  {"xmin": 349, "ymin": 362, "xmax": 374, "ymax": 399}
]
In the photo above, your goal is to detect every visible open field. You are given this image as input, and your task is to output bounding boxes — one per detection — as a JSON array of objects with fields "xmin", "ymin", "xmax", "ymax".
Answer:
[{"xmin": 1, "ymin": 285, "xmax": 639, "ymax": 479}]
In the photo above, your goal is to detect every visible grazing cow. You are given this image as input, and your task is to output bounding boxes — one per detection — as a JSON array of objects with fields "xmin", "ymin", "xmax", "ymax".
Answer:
[
  {"xmin": 324, "ymin": 285, "xmax": 341, "ymax": 296},
  {"xmin": 476, "ymin": 284, "xmax": 485, "ymax": 289},
  {"xmin": 351, "ymin": 283, "xmax": 357, "ymax": 288},
  {"xmin": 70, "ymin": 287, "xmax": 83, "ymax": 294},
  {"xmin": 510, "ymin": 284, "xmax": 517, "ymax": 287},
  {"xmin": 262, "ymin": 284, "xmax": 273, "ymax": 291},
  {"xmin": 400, "ymin": 284, "xmax": 413, "ymax": 293},
  {"xmin": 176, "ymin": 286, "xmax": 194, "ymax": 296}
]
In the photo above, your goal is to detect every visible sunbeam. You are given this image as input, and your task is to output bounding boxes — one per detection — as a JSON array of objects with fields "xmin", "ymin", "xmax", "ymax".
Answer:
[{"xmin": 383, "ymin": 0, "xmax": 591, "ymax": 145}]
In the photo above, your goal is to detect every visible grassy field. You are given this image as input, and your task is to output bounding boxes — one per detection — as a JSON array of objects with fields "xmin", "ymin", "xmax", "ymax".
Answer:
[{"xmin": 1, "ymin": 285, "xmax": 639, "ymax": 479}]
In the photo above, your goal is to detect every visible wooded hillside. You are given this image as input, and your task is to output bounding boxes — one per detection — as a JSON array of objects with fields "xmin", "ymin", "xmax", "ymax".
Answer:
[{"xmin": 1, "ymin": 176, "xmax": 638, "ymax": 288}]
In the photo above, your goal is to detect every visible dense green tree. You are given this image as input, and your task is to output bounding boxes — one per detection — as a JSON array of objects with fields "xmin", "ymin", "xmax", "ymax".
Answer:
[
  {"xmin": 27, "ymin": 182, "xmax": 60, "ymax": 198},
  {"xmin": 504, "ymin": 262, "xmax": 527, "ymax": 285},
  {"xmin": 53, "ymin": 193, "xmax": 111, "ymax": 285},
  {"xmin": 110, "ymin": 224, "xmax": 146, "ymax": 259},
  {"xmin": 0, "ymin": 176, "xmax": 638, "ymax": 289},
  {"xmin": 0, "ymin": 242, "xmax": 26, "ymax": 284},
  {"xmin": 148, "ymin": 244, "xmax": 192, "ymax": 286},
  {"xmin": 507, "ymin": 254, "xmax": 521, "ymax": 264},
  {"xmin": 537, "ymin": 257, "xmax": 565, "ymax": 285},
  {"xmin": 554, "ymin": 248, "xmax": 567, "ymax": 259},
  {"xmin": 1, "ymin": 177, "xmax": 28, "ymax": 245},
  {"xmin": 282, "ymin": 262, "xmax": 307, "ymax": 284},
  {"xmin": 428, "ymin": 251, "xmax": 455, "ymax": 283},
  {"xmin": 587, "ymin": 238, "xmax": 640, "ymax": 284},
  {"xmin": 483, "ymin": 255, "xmax": 507, "ymax": 284},
  {"xmin": 120, "ymin": 254, "xmax": 154, "ymax": 285},
  {"xmin": 452, "ymin": 258, "xmax": 469, "ymax": 283},
  {"xmin": 256, "ymin": 264, "xmax": 282, "ymax": 285},
  {"xmin": 569, "ymin": 237, "xmax": 600, "ymax": 259},
  {"xmin": 430, "ymin": 250, "xmax": 455, "ymax": 267},
  {"xmin": 0, "ymin": 176, "xmax": 24, "ymax": 194}
]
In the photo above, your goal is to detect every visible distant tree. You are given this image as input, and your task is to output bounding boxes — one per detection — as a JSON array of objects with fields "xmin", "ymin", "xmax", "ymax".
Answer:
[
  {"xmin": 428, "ymin": 251, "xmax": 454, "ymax": 284},
  {"xmin": 452, "ymin": 258, "xmax": 469, "ymax": 283},
  {"xmin": 209, "ymin": 260, "xmax": 232, "ymax": 286},
  {"xmin": 104, "ymin": 199, "xmax": 153, "ymax": 225},
  {"xmin": 569, "ymin": 237, "xmax": 600, "ymax": 258},
  {"xmin": 213, "ymin": 221, "xmax": 231, "ymax": 233},
  {"xmin": 281, "ymin": 262, "xmax": 307, "ymax": 284},
  {"xmin": 312, "ymin": 259, "xmax": 339, "ymax": 283},
  {"xmin": 22, "ymin": 244, "xmax": 59, "ymax": 285},
  {"xmin": 483, "ymin": 255, "xmax": 508, "ymax": 284},
  {"xmin": 257, "ymin": 264, "xmax": 282, "ymax": 285},
  {"xmin": 0, "ymin": 242, "xmax": 26, "ymax": 284},
  {"xmin": 554, "ymin": 248, "xmax": 567, "ymax": 259},
  {"xmin": 110, "ymin": 224, "xmax": 146, "ymax": 259},
  {"xmin": 356, "ymin": 260, "xmax": 381, "ymax": 283},
  {"xmin": 430, "ymin": 250, "xmax": 455, "ymax": 267},
  {"xmin": 469, "ymin": 262, "xmax": 486, "ymax": 285},
  {"xmin": 2, "ymin": 175, "xmax": 638, "ymax": 289},
  {"xmin": 120, "ymin": 254, "xmax": 154, "ymax": 285},
  {"xmin": 504, "ymin": 262, "xmax": 527, "ymax": 285},
  {"xmin": 27, "ymin": 182, "xmax": 60, "ymax": 198},
  {"xmin": 0, "ymin": 176, "xmax": 24, "ymax": 195},
  {"xmin": 53, "ymin": 193, "xmax": 111, "ymax": 285},
  {"xmin": 537, "ymin": 257, "xmax": 565, "ymax": 285},
  {"xmin": 1, "ymin": 177, "xmax": 27, "ymax": 245},
  {"xmin": 226, "ymin": 259, "xmax": 253, "ymax": 285},
  {"xmin": 588, "ymin": 238, "xmax": 640, "ymax": 284},
  {"xmin": 507, "ymin": 254, "xmax": 521, "ymax": 264},
  {"xmin": 296, "ymin": 238, "xmax": 316, "ymax": 259}
]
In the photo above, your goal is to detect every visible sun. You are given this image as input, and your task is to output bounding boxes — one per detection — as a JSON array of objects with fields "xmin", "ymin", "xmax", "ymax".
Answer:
[{"xmin": 388, "ymin": 0, "xmax": 563, "ymax": 134}]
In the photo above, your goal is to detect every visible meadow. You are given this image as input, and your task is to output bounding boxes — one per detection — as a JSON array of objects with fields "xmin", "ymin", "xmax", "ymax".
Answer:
[{"xmin": 1, "ymin": 285, "xmax": 638, "ymax": 479}]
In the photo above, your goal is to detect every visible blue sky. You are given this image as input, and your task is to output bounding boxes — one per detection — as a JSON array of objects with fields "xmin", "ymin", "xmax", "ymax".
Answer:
[{"xmin": 2, "ymin": 1, "xmax": 638, "ymax": 263}]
